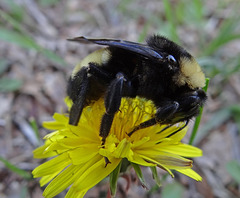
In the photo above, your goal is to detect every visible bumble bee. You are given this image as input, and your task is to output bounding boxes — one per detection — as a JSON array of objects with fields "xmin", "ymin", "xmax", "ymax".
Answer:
[{"xmin": 67, "ymin": 35, "xmax": 207, "ymax": 145}]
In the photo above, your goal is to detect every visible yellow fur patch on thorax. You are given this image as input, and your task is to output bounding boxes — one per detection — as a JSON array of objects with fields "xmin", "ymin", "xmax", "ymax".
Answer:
[
  {"xmin": 72, "ymin": 48, "xmax": 111, "ymax": 77},
  {"xmin": 173, "ymin": 57, "xmax": 205, "ymax": 89}
]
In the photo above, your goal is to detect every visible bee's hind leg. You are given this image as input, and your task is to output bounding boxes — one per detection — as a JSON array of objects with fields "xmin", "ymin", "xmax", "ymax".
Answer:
[
  {"xmin": 68, "ymin": 63, "xmax": 112, "ymax": 126},
  {"xmin": 68, "ymin": 67, "xmax": 89, "ymax": 126}
]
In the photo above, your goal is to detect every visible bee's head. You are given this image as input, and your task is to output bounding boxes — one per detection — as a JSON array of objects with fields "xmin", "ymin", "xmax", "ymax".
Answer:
[{"xmin": 147, "ymin": 35, "xmax": 206, "ymax": 89}]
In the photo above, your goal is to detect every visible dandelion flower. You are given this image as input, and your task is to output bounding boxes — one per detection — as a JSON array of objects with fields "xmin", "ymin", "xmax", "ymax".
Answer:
[{"xmin": 32, "ymin": 97, "xmax": 202, "ymax": 197}]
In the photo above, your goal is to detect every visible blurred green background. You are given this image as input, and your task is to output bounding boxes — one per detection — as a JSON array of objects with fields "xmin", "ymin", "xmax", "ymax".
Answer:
[{"xmin": 0, "ymin": 0, "xmax": 240, "ymax": 197}]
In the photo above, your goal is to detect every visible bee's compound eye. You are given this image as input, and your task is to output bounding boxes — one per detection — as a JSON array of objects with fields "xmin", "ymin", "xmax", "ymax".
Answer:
[{"xmin": 167, "ymin": 55, "xmax": 176, "ymax": 63}]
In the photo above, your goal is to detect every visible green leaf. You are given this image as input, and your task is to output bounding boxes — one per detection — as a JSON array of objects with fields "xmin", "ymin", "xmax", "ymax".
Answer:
[
  {"xmin": 226, "ymin": 160, "xmax": 240, "ymax": 184},
  {"xmin": 0, "ymin": 156, "xmax": 32, "ymax": 179},
  {"xmin": 161, "ymin": 182, "xmax": 185, "ymax": 198},
  {"xmin": 202, "ymin": 18, "xmax": 240, "ymax": 56},
  {"xmin": 163, "ymin": 0, "xmax": 179, "ymax": 43},
  {"xmin": 183, "ymin": 0, "xmax": 204, "ymax": 24},
  {"xmin": 0, "ymin": 59, "xmax": 9, "ymax": 75},
  {"xmin": 109, "ymin": 161, "xmax": 122, "ymax": 197},
  {"xmin": 0, "ymin": 77, "xmax": 22, "ymax": 92},
  {"xmin": 40, "ymin": 48, "xmax": 66, "ymax": 65},
  {"xmin": 138, "ymin": 22, "xmax": 150, "ymax": 43},
  {"xmin": 0, "ymin": 28, "xmax": 65, "ymax": 65},
  {"xmin": 192, "ymin": 0, "xmax": 203, "ymax": 22},
  {"xmin": 175, "ymin": 1, "xmax": 184, "ymax": 24},
  {"xmin": 131, "ymin": 162, "xmax": 147, "ymax": 189},
  {"xmin": 189, "ymin": 78, "xmax": 210, "ymax": 145},
  {"xmin": 3, "ymin": 0, "xmax": 25, "ymax": 23},
  {"xmin": 0, "ymin": 28, "xmax": 37, "ymax": 50},
  {"xmin": 150, "ymin": 166, "xmax": 161, "ymax": 187},
  {"xmin": 29, "ymin": 117, "xmax": 41, "ymax": 145},
  {"xmin": 230, "ymin": 105, "xmax": 240, "ymax": 134}
]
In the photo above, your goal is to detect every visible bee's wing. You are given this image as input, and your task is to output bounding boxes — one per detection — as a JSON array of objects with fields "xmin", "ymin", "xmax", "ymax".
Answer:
[{"xmin": 67, "ymin": 36, "xmax": 163, "ymax": 60}]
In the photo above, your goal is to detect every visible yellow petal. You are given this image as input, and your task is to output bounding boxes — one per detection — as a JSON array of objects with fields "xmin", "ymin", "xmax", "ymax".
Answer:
[
  {"xmin": 43, "ymin": 155, "xmax": 103, "ymax": 198},
  {"xmin": 130, "ymin": 152, "xmax": 156, "ymax": 167},
  {"xmin": 33, "ymin": 142, "xmax": 57, "ymax": 159},
  {"xmin": 68, "ymin": 147, "xmax": 99, "ymax": 165},
  {"xmin": 42, "ymin": 142, "xmax": 68, "ymax": 154},
  {"xmin": 58, "ymin": 137, "xmax": 99, "ymax": 149},
  {"xmin": 40, "ymin": 174, "xmax": 58, "ymax": 187},
  {"xmin": 131, "ymin": 137, "xmax": 150, "ymax": 148},
  {"xmin": 64, "ymin": 96, "xmax": 73, "ymax": 110},
  {"xmin": 139, "ymin": 155, "xmax": 174, "ymax": 177},
  {"xmin": 72, "ymin": 157, "xmax": 121, "ymax": 191},
  {"xmin": 112, "ymin": 138, "xmax": 133, "ymax": 158},
  {"xmin": 164, "ymin": 128, "xmax": 187, "ymax": 143},
  {"xmin": 43, "ymin": 131, "xmax": 59, "ymax": 139},
  {"xmin": 152, "ymin": 153, "xmax": 193, "ymax": 169},
  {"xmin": 160, "ymin": 144, "xmax": 202, "ymax": 157},
  {"xmin": 43, "ymin": 113, "xmax": 68, "ymax": 130},
  {"xmin": 32, "ymin": 153, "xmax": 70, "ymax": 178},
  {"xmin": 99, "ymin": 148, "xmax": 113, "ymax": 158},
  {"xmin": 43, "ymin": 165, "xmax": 80, "ymax": 198},
  {"xmin": 176, "ymin": 169, "xmax": 202, "ymax": 181},
  {"xmin": 65, "ymin": 187, "xmax": 87, "ymax": 198},
  {"xmin": 154, "ymin": 123, "xmax": 187, "ymax": 140},
  {"xmin": 69, "ymin": 124, "xmax": 101, "ymax": 141}
]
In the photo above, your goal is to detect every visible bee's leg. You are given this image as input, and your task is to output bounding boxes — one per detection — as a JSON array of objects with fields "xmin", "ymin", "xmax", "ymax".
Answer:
[
  {"xmin": 68, "ymin": 67, "xmax": 89, "ymax": 126},
  {"xmin": 100, "ymin": 73, "xmax": 126, "ymax": 146},
  {"xmin": 68, "ymin": 63, "xmax": 112, "ymax": 126},
  {"xmin": 165, "ymin": 120, "xmax": 189, "ymax": 138},
  {"xmin": 127, "ymin": 102, "xmax": 179, "ymax": 136},
  {"xmin": 127, "ymin": 118, "xmax": 156, "ymax": 136},
  {"xmin": 100, "ymin": 73, "xmax": 127, "ymax": 166},
  {"xmin": 169, "ymin": 90, "xmax": 207, "ymax": 123}
]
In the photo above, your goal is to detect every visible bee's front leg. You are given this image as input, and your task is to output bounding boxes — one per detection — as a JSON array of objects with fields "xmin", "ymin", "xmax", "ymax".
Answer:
[{"xmin": 127, "ymin": 101, "xmax": 179, "ymax": 136}]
